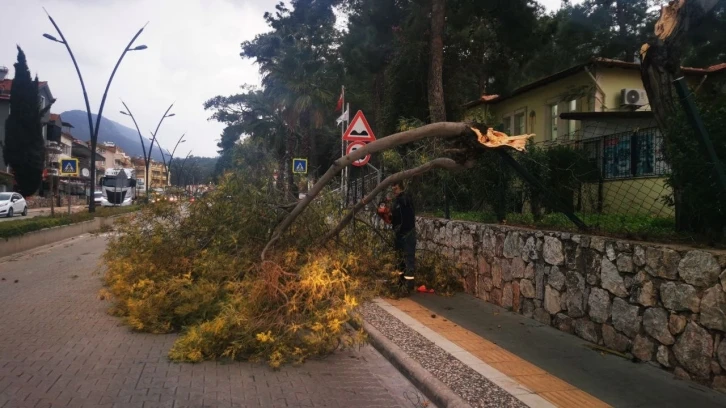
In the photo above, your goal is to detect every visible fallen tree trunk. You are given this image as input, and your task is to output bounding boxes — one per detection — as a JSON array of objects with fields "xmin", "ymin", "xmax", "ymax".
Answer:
[
  {"xmin": 322, "ymin": 157, "xmax": 474, "ymax": 244},
  {"xmin": 260, "ymin": 122, "xmax": 473, "ymax": 260},
  {"xmin": 261, "ymin": 123, "xmax": 536, "ymax": 260}
]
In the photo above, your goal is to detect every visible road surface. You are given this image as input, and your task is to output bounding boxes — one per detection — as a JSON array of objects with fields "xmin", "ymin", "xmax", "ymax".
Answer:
[{"xmin": 0, "ymin": 234, "xmax": 428, "ymax": 408}]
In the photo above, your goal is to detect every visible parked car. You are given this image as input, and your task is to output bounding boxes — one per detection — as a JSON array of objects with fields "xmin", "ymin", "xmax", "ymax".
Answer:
[
  {"xmin": 93, "ymin": 191, "xmax": 103, "ymax": 207},
  {"xmin": 0, "ymin": 192, "xmax": 28, "ymax": 218}
]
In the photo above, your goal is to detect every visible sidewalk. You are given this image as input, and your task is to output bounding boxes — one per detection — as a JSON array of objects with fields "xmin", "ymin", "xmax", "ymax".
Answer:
[{"xmin": 362, "ymin": 293, "xmax": 726, "ymax": 408}]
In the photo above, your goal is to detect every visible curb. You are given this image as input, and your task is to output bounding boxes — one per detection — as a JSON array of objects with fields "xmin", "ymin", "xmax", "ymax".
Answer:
[{"xmin": 355, "ymin": 318, "xmax": 472, "ymax": 408}]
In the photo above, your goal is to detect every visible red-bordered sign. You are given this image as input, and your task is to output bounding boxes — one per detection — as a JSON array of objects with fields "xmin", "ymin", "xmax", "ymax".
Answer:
[
  {"xmin": 342, "ymin": 111, "xmax": 376, "ymax": 142},
  {"xmin": 346, "ymin": 141, "xmax": 371, "ymax": 167}
]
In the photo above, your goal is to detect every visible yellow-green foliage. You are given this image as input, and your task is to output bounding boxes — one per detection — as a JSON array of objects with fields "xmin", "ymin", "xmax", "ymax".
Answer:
[{"xmin": 103, "ymin": 166, "xmax": 459, "ymax": 367}]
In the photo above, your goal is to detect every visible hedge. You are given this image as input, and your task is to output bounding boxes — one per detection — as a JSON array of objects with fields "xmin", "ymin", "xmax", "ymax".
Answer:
[{"xmin": 0, "ymin": 206, "xmax": 139, "ymax": 239}]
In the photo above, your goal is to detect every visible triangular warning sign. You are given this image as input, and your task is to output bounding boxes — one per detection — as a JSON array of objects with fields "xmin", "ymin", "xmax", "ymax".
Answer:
[
  {"xmin": 343, "ymin": 111, "xmax": 376, "ymax": 142},
  {"xmin": 64, "ymin": 163, "xmax": 75, "ymax": 173}
]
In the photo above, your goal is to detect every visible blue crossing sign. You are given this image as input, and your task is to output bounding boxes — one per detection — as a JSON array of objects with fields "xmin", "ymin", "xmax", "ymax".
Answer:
[
  {"xmin": 292, "ymin": 158, "xmax": 308, "ymax": 174},
  {"xmin": 60, "ymin": 158, "xmax": 79, "ymax": 176}
]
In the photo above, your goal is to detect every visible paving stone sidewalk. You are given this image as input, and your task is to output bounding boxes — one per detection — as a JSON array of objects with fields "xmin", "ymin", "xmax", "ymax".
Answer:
[{"xmin": 0, "ymin": 234, "xmax": 428, "ymax": 408}]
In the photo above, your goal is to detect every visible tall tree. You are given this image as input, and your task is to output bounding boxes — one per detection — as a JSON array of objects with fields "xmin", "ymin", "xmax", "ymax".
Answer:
[
  {"xmin": 428, "ymin": 0, "xmax": 447, "ymax": 122},
  {"xmin": 2, "ymin": 47, "xmax": 44, "ymax": 196}
]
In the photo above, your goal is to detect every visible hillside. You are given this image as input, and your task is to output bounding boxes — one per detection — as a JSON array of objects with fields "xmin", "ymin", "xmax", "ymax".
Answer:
[{"xmin": 60, "ymin": 110, "xmax": 168, "ymax": 161}]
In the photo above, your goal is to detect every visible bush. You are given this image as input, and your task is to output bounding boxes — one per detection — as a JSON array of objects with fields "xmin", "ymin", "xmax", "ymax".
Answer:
[
  {"xmin": 101, "ymin": 149, "xmax": 461, "ymax": 367},
  {"xmin": 0, "ymin": 205, "xmax": 139, "ymax": 239}
]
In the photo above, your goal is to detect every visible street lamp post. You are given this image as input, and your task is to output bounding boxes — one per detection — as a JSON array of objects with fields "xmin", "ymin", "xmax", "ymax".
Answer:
[
  {"xmin": 119, "ymin": 102, "xmax": 175, "ymax": 196},
  {"xmin": 165, "ymin": 134, "xmax": 186, "ymax": 187},
  {"xmin": 43, "ymin": 10, "xmax": 147, "ymax": 212},
  {"xmin": 177, "ymin": 150, "xmax": 192, "ymax": 190}
]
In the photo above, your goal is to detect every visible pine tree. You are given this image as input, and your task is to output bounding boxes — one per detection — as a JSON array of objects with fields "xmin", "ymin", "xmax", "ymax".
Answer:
[{"xmin": 2, "ymin": 46, "xmax": 44, "ymax": 196}]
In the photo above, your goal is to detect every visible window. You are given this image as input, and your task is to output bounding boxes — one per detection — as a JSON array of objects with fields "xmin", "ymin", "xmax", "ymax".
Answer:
[
  {"xmin": 601, "ymin": 128, "xmax": 669, "ymax": 179},
  {"xmin": 567, "ymin": 99, "xmax": 578, "ymax": 138},
  {"xmin": 514, "ymin": 112, "xmax": 525, "ymax": 135},
  {"xmin": 502, "ymin": 115, "xmax": 512, "ymax": 134},
  {"xmin": 549, "ymin": 104, "xmax": 558, "ymax": 141}
]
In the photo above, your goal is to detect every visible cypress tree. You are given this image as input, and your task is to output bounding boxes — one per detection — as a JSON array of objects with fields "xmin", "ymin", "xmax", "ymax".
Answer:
[{"xmin": 2, "ymin": 46, "xmax": 45, "ymax": 196}]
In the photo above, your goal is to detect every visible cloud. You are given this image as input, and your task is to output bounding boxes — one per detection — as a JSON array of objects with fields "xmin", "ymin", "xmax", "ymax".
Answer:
[{"xmin": 1, "ymin": 0, "xmax": 276, "ymax": 157}]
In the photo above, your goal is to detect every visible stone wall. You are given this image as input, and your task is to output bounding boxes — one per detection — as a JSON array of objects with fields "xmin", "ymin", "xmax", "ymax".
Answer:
[{"xmin": 416, "ymin": 217, "xmax": 726, "ymax": 389}]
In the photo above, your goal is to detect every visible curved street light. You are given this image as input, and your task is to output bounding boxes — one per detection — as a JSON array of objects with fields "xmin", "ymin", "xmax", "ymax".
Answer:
[
  {"xmin": 43, "ymin": 9, "xmax": 147, "ymax": 212},
  {"xmin": 120, "ymin": 102, "xmax": 175, "ymax": 196},
  {"xmin": 160, "ymin": 133, "xmax": 186, "ymax": 187}
]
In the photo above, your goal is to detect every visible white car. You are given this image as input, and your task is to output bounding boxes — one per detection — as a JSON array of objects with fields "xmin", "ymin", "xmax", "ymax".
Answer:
[{"xmin": 0, "ymin": 192, "xmax": 28, "ymax": 218}]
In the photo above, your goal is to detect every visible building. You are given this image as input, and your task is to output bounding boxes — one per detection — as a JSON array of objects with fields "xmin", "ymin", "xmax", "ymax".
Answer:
[
  {"xmin": 148, "ymin": 160, "xmax": 169, "ymax": 189},
  {"xmin": 0, "ymin": 66, "xmax": 55, "ymax": 174},
  {"xmin": 463, "ymin": 58, "xmax": 726, "ymax": 216}
]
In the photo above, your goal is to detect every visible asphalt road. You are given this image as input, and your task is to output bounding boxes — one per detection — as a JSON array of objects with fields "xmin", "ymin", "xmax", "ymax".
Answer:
[{"xmin": 0, "ymin": 234, "xmax": 429, "ymax": 408}]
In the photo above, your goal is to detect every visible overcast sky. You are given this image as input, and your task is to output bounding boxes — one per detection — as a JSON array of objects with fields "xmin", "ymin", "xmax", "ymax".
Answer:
[{"xmin": 1, "ymin": 0, "xmax": 572, "ymax": 158}]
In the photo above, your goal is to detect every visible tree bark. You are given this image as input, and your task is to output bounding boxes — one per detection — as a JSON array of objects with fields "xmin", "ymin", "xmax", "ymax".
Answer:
[
  {"xmin": 639, "ymin": 0, "xmax": 719, "ymax": 132},
  {"xmin": 322, "ymin": 157, "xmax": 473, "ymax": 243},
  {"xmin": 428, "ymin": 0, "xmax": 447, "ymax": 123}
]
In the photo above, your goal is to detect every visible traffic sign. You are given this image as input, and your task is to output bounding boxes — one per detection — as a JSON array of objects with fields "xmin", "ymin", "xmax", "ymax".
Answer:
[
  {"xmin": 60, "ymin": 158, "xmax": 79, "ymax": 176},
  {"xmin": 292, "ymin": 158, "xmax": 308, "ymax": 174},
  {"xmin": 81, "ymin": 168, "xmax": 90, "ymax": 178},
  {"xmin": 346, "ymin": 141, "xmax": 371, "ymax": 167},
  {"xmin": 343, "ymin": 111, "xmax": 376, "ymax": 142}
]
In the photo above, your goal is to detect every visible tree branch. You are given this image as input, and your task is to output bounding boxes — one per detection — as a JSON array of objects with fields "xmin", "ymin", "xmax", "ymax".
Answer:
[
  {"xmin": 322, "ymin": 157, "xmax": 473, "ymax": 244},
  {"xmin": 260, "ymin": 122, "xmax": 473, "ymax": 260}
]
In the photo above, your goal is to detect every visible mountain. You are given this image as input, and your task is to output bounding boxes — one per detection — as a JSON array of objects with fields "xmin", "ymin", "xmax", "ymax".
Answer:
[{"xmin": 60, "ymin": 110, "xmax": 168, "ymax": 161}]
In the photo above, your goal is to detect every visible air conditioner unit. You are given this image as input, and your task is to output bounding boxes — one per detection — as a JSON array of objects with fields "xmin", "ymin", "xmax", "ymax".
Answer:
[{"xmin": 621, "ymin": 88, "xmax": 649, "ymax": 107}]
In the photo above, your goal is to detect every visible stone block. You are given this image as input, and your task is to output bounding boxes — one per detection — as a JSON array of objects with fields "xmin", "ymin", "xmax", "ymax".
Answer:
[
  {"xmin": 631, "ymin": 281, "xmax": 657, "ymax": 307},
  {"xmin": 669, "ymin": 314, "xmax": 687, "ymax": 336},
  {"xmin": 601, "ymin": 258, "xmax": 628, "ymax": 297},
  {"xmin": 492, "ymin": 260, "xmax": 502, "ymax": 289},
  {"xmin": 545, "ymin": 286, "xmax": 562, "ymax": 315},
  {"xmin": 502, "ymin": 283, "xmax": 513, "ymax": 309},
  {"xmin": 673, "ymin": 323, "xmax": 714, "ymax": 380},
  {"xmin": 554, "ymin": 313, "xmax": 573, "ymax": 333},
  {"xmin": 503, "ymin": 232, "xmax": 520, "ymax": 259},
  {"xmin": 606, "ymin": 242, "xmax": 617, "ymax": 261},
  {"xmin": 632, "ymin": 335, "xmax": 655, "ymax": 362},
  {"xmin": 612, "ymin": 298, "xmax": 641, "ymax": 338},
  {"xmin": 646, "ymin": 247, "xmax": 680, "ymax": 280},
  {"xmin": 602, "ymin": 324, "xmax": 631, "ymax": 353},
  {"xmin": 617, "ymin": 254, "xmax": 634, "ymax": 273},
  {"xmin": 661, "ymin": 282, "xmax": 700, "ymax": 313},
  {"xmin": 700, "ymin": 284, "xmax": 726, "ymax": 332},
  {"xmin": 524, "ymin": 262, "xmax": 535, "ymax": 279},
  {"xmin": 634, "ymin": 246, "xmax": 646, "ymax": 267},
  {"xmin": 590, "ymin": 236, "xmax": 606, "ymax": 253},
  {"xmin": 512, "ymin": 281, "xmax": 521, "ymax": 313},
  {"xmin": 522, "ymin": 299, "xmax": 535, "ymax": 318},
  {"xmin": 588, "ymin": 288, "xmax": 611, "ymax": 324},
  {"xmin": 679, "ymin": 250, "xmax": 722, "ymax": 288},
  {"xmin": 490, "ymin": 288, "xmax": 503, "ymax": 306},
  {"xmin": 718, "ymin": 340, "xmax": 726, "ymax": 371},
  {"xmin": 547, "ymin": 266, "xmax": 566, "ymax": 291},
  {"xmin": 574, "ymin": 318, "xmax": 599, "ymax": 343},
  {"xmin": 511, "ymin": 257, "xmax": 525, "ymax": 279},
  {"xmin": 543, "ymin": 236, "xmax": 564, "ymax": 265},
  {"xmin": 535, "ymin": 264, "xmax": 545, "ymax": 300},
  {"xmin": 534, "ymin": 307, "xmax": 551, "ymax": 325},
  {"xmin": 520, "ymin": 279, "xmax": 535, "ymax": 299},
  {"xmin": 502, "ymin": 259, "xmax": 513, "ymax": 283},
  {"xmin": 643, "ymin": 308, "xmax": 675, "ymax": 345},
  {"xmin": 657, "ymin": 345, "xmax": 673, "ymax": 367}
]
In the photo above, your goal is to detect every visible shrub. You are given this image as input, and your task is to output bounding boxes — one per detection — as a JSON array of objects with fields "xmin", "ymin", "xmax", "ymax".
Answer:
[
  {"xmin": 0, "ymin": 205, "xmax": 138, "ymax": 239},
  {"xmin": 101, "ymin": 159, "xmax": 461, "ymax": 367}
]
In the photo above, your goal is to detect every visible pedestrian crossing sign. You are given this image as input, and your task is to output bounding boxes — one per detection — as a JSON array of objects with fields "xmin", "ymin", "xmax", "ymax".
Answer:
[
  {"xmin": 60, "ymin": 158, "xmax": 79, "ymax": 176},
  {"xmin": 293, "ymin": 158, "xmax": 307, "ymax": 174}
]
